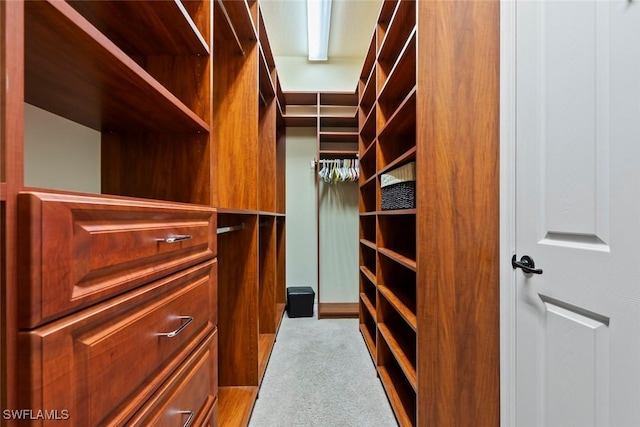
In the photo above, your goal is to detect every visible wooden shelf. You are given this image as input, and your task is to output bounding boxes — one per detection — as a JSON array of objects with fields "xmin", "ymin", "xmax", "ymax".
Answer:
[
  {"xmin": 67, "ymin": 0, "xmax": 209, "ymax": 55},
  {"xmin": 360, "ymin": 174, "xmax": 377, "ymax": 189},
  {"xmin": 377, "ymin": 0, "xmax": 398, "ymax": 28},
  {"xmin": 259, "ymin": 46, "xmax": 276, "ymax": 99},
  {"xmin": 360, "ymin": 265, "xmax": 377, "ymax": 286},
  {"xmin": 0, "ymin": 183, "xmax": 6, "ymax": 201},
  {"xmin": 320, "ymin": 115, "xmax": 358, "ymax": 129},
  {"xmin": 360, "ymin": 31, "xmax": 377, "ymax": 82},
  {"xmin": 360, "ymin": 211, "xmax": 377, "ymax": 217},
  {"xmin": 359, "ymin": 239, "xmax": 377, "ymax": 251},
  {"xmin": 275, "ymin": 302, "xmax": 286, "ymax": 333},
  {"xmin": 318, "ymin": 303, "xmax": 359, "ymax": 319},
  {"xmin": 283, "ymin": 115, "xmax": 317, "ymax": 127},
  {"xmin": 360, "ymin": 292, "xmax": 376, "ymax": 321},
  {"xmin": 378, "ymin": 247, "xmax": 416, "ymax": 272},
  {"xmin": 219, "ymin": 0, "xmax": 257, "ymax": 42},
  {"xmin": 218, "ymin": 386, "xmax": 258, "ymax": 427},
  {"xmin": 360, "ymin": 322, "xmax": 377, "ymax": 364},
  {"xmin": 360, "ymin": 104, "xmax": 377, "ymax": 139},
  {"xmin": 378, "ymin": 364, "xmax": 416, "ymax": 426},
  {"xmin": 379, "ymin": 88, "xmax": 416, "ymax": 143},
  {"xmin": 378, "ymin": 285, "xmax": 417, "ymax": 331},
  {"xmin": 320, "ymin": 92, "xmax": 358, "ymax": 106},
  {"xmin": 360, "ymin": 66, "xmax": 377, "ymax": 113},
  {"xmin": 319, "ymin": 131, "xmax": 359, "ymax": 143},
  {"xmin": 379, "ymin": 146, "xmax": 417, "ymax": 177},
  {"xmin": 378, "ymin": 29, "xmax": 417, "ymax": 109},
  {"xmin": 378, "ymin": 323, "xmax": 416, "ymax": 391},
  {"xmin": 258, "ymin": 333, "xmax": 276, "ymax": 384},
  {"xmin": 377, "ymin": 209, "xmax": 416, "ymax": 216},
  {"xmin": 378, "ymin": 0, "xmax": 415, "ymax": 66},
  {"xmin": 25, "ymin": 0, "xmax": 209, "ymax": 133},
  {"xmin": 258, "ymin": 12, "xmax": 276, "ymax": 70}
]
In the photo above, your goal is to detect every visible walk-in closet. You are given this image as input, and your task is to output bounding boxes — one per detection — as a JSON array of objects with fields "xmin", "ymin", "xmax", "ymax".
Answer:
[{"xmin": 1, "ymin": 0, "xmax": 500, "ymax": 425}]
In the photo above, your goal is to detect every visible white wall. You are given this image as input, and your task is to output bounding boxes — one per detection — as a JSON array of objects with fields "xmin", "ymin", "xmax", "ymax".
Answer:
[
  {"xmin": 275, "ymin": 56, "xmax": 362, "ymax": 92},
  {"xmin": 24, "ymin": 104, "xmax": 101, "ymax": 193},
  {"xmin": 285, "ymin": 127, "xmax": 319, "ymax": 297},
  {"xmin": 319, "ymin": 180, "xmax": 359, "ymax": 303}
]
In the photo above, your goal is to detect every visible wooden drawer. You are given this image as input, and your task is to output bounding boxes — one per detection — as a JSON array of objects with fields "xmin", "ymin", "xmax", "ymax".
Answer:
[
  {"xmin": 17, "ymin": 190, "xmax": 216, "ymax": 328},
  {"xmin": 128, "ymin": 330, "xmax": 218, "ymax": 427},
  {"xmin": 17, "ymin": 260, "xmax": 217, "ymax": 426}
]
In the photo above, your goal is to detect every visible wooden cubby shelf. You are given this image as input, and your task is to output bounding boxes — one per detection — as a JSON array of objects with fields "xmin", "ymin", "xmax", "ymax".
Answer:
[
  {"xmin": 218, "ymin": 0, "xmax": 257, "ymax": 42},
  {"xmin": 378, "ymin": 247, "xmax": 416, "ymax": 272},
  {"xmin": 378, "ymin": 286, "xmax": 416, "ymax": 332},
  {"xmin": 360, "ymin": 292, "xmax": 376, "ymax": 321},
  {"xmin": 360, "ymin": 265, "xmax": 377, "ymax": 286},
  {"xmin": 25, "ymin": 0, "xmax": 209, "ymax": 133},
  {"xmin": 218, "ymin": 386, "xmax": 259, "ymax": 427},
  {"xmin": 359, "ymin": 321, "xmax": 377, "ymax": 364},
  {"xmin": 378, "ymin": 323, "xmax": 416, "ymax": 390},
  {"xmin": 377, "ymin": 358, "xmax": 416, "ymax": 426},
  {"xmin": 377, "ymin": 0, "xmax": 415, "ymax": 66},
  {"xmin": 258, "ymin": 333, "xmax": 276, "ymax": 384},
  {"xmin": 67, "ymin": 0, "xmax": 210, "ymax": 55},
  {"xmin": 359, "ymin": 238, "xmax": 376, "ymax": 251},
  {"xmin": 378, "ymin": 29, "xmax": 416, "ymax": 116}
]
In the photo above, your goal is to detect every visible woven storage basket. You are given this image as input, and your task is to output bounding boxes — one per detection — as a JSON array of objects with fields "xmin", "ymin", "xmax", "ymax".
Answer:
[{"xmin": 381, "ymin": 162, "xmax": 416, "ymax": 210}]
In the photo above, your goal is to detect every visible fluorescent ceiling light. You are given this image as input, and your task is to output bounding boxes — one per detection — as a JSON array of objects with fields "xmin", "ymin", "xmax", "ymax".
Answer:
[{"xmin": 307, "ymin": 0, "xmax": 332, "ymax": 61}]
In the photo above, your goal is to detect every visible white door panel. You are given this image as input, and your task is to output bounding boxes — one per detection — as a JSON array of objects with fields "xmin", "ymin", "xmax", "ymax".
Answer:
[{"xmin": 516, "ymin": 1, "xmax": 640, "ymax": 426}]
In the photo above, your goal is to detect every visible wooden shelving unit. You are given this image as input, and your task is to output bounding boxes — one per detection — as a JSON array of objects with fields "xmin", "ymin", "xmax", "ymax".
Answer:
[
  {"xmin": 358, "ymin": 0, "xmax": 500, "ymax": 426},
  {"xmin": 2, "ymin": 0, "xmax": 221, "ymax": 423},
  {"xmin": 212, "ymin": 2, "xmax": 286, "ymax": 424}
]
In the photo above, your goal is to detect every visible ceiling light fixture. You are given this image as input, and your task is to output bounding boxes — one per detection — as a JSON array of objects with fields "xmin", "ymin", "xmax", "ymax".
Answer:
[{"xmin": 307, "ymin": 0, "xmax": 332, "ymax": 61}]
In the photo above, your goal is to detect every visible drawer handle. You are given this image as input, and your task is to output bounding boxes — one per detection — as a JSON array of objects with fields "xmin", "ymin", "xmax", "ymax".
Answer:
[
  {"xmin": 177, "ymin": 411, "xmax": 194, "ymax": 427},
  {"xmin": 157, "ymin": 316, "xmax": 193, "ymax": 338},
  {"xmin": 159, "ymin": 234, "xmax": 192, "ymax": 243}
]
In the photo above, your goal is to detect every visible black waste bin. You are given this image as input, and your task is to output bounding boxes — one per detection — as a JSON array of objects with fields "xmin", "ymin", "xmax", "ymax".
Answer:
[{"xmin": 286, "ymin": 286, "xmax": 315, "ymax": 318}]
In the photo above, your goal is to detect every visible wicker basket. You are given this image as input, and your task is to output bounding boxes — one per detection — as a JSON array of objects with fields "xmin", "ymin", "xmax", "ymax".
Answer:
[{"xmin": 381, "ymin": 162, "xmax": 416, "ymax": 210}]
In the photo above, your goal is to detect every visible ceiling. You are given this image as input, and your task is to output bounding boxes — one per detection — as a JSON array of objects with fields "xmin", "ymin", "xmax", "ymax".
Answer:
[{"xmin": 260, "ymin": 0, "xmax": 382, "ymax": 91}]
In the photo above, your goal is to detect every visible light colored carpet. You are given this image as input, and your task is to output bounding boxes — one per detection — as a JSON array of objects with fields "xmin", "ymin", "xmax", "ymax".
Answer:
[{"xmin": 248, "ymin": 312, "xmax": 398, "ymax": 427}]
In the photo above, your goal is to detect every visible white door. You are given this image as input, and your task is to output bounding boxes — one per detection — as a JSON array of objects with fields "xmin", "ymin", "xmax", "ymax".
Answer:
[{"xmin": 515, "ymin": 1, "xmax": 640, "ymax": 426}]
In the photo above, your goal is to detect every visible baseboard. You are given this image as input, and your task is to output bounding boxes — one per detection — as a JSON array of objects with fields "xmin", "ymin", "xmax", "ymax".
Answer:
[{"xmin": 318, "ymin": 302, "xmax": 359, "ymax": 319}]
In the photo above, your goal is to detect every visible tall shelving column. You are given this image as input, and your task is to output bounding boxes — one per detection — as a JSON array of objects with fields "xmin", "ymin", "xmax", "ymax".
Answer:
[
  {"xmin": 212, "ymin": 1, "xmax": 287, "ymax": 424},
  {"xmin": 358, "ymin": 0, "xmax": 500, "ymax": 425},
  {"xmin": 374, "ymin": 0, "xmax": 417, "ymax": 424},
  {"xmin": 358, "ymin": 30, "xmax": 378, "ymax": 365}
]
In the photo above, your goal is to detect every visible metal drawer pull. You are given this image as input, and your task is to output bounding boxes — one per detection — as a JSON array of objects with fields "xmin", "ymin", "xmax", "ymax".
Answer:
[
  {"xmin": 157, "ymin": 316, "xmax": 193, "ymax": 338},
  {"xmin": 159, "ymin": 234, "xmax": 192, "ymax": 243},
  {"xmin": 177, "ymin": 411, "xmax": 194, "ymax": 427}
]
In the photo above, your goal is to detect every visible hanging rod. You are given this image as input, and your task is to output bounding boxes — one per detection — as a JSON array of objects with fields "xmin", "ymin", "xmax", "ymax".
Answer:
[
  {"xmin": 217, "ymin": 223, "xmax": 245, "ymax": 235},
  {"xmin": 313, "ymin": 155, "xmax": 359, "ymax": 166}
]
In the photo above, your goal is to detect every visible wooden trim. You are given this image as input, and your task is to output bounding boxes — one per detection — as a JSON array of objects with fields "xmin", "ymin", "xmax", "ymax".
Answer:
[
  {"xmin": 318, "ymin": 302, "xmax": 359, "ymax": 319},
  {"xmin": 1, "ymin": 0, "xmax": 24, "ymax": 416}
]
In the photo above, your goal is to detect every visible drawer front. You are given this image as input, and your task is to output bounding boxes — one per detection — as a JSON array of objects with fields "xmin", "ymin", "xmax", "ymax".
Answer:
[
  {"xmin": 18, "ymin": 190, "xmax": 216, "ymax": 327},
  {"xmin": 129, "ymin": 330, "xmax": 218, "ymax": 427},
  {"xmin": 17, "ymin": 260, "xmax": 216, "ymax": 427}
]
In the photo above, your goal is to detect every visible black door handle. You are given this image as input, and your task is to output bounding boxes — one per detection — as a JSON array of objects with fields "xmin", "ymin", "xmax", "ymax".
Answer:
[{"xmin": 512, "ymin": 255, "xmax": 543, "ymax": 275}]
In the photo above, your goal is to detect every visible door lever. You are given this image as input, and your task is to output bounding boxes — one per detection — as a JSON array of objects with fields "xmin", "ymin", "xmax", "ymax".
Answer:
[{"xmin": 512, "ymin": 254, "xmax": 543, "ymax": 275}]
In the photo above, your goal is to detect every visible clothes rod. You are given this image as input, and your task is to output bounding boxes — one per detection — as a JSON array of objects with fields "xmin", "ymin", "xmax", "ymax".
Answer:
[{"xmin": 217, "ymin": 223, "xmax": 245, "ymax": 235}]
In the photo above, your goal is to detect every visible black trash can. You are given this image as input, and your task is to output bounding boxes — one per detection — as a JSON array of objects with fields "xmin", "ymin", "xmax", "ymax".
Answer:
[{"xmin": 286, "ymin": 286, "xmax": 315, "ymax": 318}]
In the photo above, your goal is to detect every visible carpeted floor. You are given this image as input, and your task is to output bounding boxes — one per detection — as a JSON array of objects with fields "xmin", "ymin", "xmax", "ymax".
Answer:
[{"xmin": 248, "ymin": 311, "xmax": 398, "ymax": 427}]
